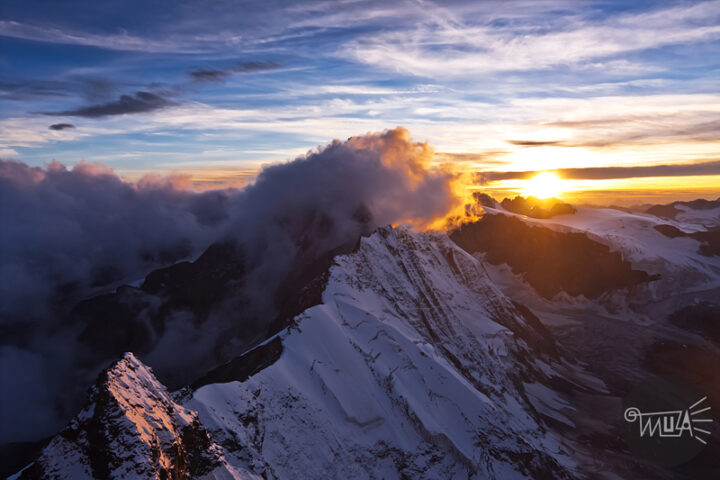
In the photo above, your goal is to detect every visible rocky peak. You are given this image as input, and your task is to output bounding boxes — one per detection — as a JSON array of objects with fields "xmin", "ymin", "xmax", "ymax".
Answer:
[{"xmin": 15, "ymin": 353, "xmax": 244, "ymax": 480}]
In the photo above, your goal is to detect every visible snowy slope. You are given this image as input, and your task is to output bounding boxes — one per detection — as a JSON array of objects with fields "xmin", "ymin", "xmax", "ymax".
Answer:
[
  {"xmin": 673, "ymin": 204, "xmax": 720, "ymax": 228},
  {"xmin": 13, "ymin": 353, "xmax": 254, "ymax": 480},
  {"xmin": 185, "ymin": 226, "xmax": 585, "ymax": 479}
]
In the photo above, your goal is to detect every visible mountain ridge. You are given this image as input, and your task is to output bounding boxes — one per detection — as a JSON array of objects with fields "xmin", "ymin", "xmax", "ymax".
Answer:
[{"xmin": 13, "ymin": 226, "xmax": 591, "ymax": 479}]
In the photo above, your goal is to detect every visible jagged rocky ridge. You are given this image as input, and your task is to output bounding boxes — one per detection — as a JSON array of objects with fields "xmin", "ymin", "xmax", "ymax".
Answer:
[
  {"xmin": 13, "ymin": 226, "xmax": 598, "ymax": 479},
  {"xmin": 14, "ymin": 353, "xmax": 250, "ymax": 479}
]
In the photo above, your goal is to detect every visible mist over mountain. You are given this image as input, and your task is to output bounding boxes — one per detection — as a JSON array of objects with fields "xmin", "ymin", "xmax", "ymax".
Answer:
[{"xmin": 0, "ymin": 128, "xmax": 457, "ymax": 446}]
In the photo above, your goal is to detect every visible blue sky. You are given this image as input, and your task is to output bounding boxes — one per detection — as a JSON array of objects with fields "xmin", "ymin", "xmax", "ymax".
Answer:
[{"xmin": 1, "ymin": 0, "xmax": 719, "ymax": 196}]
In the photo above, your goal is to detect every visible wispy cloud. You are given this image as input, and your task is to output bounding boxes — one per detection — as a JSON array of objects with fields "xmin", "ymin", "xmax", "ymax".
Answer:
[
  {"xmin": 0, "ymin": 79, "xmax": 71, "ymax": 100},
  {"xmin": 43, "ymin": 92, "xmax": 176, "ymax": 118},
  {"xmin": 188, "ymin": 61, "xmax": 280, "ymax": 83},
  {"xmin": 0, "ymin": 20, "xmax": 207, "ymax": 53},
  {"xmin": 5, "ymin": 91, "xmax": 720, "ymax": 170},
  {"xmin": 348, "ymin": 0, "xmax": 720, "ymax": 77},
  {"xmin": 189, "ymin": 69, "xmax": 230, "ymax": 83}
]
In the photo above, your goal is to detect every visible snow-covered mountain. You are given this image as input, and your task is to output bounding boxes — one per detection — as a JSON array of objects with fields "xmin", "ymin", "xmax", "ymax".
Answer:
[
  {"xmin": 10, "ymin": 201, "xmax": 720, "ymax": 479},
  {"xmin": 462, "ymin": 202, "xmax": 720, "ymax": 302},
  {"xmin": 13, "ymin": 226, "xmax": 599, "ymax": 479},
  {"xmin": 10, "ymin": 351, "xmax": 252, "ymax": 479}
]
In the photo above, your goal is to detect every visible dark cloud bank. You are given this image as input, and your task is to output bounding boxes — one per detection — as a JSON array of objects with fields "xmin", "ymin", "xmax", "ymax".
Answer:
[{"xmin": 0, "ymin": 127, "xmax": 457, "ymax": 444}]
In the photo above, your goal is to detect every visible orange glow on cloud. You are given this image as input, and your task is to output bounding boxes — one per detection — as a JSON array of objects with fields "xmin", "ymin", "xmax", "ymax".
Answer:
[
  {"xmin": 119, "ymin": 129, "xmax": 718, "ymax": 210},
  {"xmin": 122, "ymin": 168, "xmax": 259, "ymax": 191}
]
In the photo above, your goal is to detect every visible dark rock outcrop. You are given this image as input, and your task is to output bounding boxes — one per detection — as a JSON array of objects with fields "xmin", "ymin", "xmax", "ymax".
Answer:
[
  {"xmin": 141, "ymin": 241, "xmax": 245, "ymax": 317},
  {"xmin": 654, "ymin": 224, "xmax": 720, "ymax": 257},
  {"xmin": 69, "ymin": 240, "xmax": 252, "ymax": 387},
  {"xmin": 190, "ymin": 336, "xmax": 284, "ymax": 389}
]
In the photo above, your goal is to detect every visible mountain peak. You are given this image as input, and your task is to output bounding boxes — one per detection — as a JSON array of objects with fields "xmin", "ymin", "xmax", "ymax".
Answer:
[{"xmin": 14, "ymin": 353, "xmax": 247, "ymax": 480}]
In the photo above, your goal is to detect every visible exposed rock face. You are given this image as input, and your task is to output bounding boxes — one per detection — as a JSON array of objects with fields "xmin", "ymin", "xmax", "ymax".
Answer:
[
  {"xmin": 141, "ymin": 241, "xmax": 246, "ymax": 317},
  {"xmin": 450, "ymin": 213, "xmax": 658, "ymax": 299},
  {"xmin": 16, "ymin": 353, "xmax": 250, "ymax": 480},
  {"xmin": 190, "ymin": 337, "xmax": 284, "ymax": 390}
]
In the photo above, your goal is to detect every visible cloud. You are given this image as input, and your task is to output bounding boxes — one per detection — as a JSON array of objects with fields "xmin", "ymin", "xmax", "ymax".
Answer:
[
  {"xmin": 189, "ymin": 69, "xmax": 230, "ymax": 83},
  {"xmin": 0, "ymin": 159, "xmax": 229, "ymax": 323},
  {"xmin": 43, "ymin": 91, "xmax": 176, "ymax": 118},
  {"xmin": 225, "ymin": 126, "xmax": 457, "ymax": 314},
  {"xmin": 233, "ymin": 61, "xmax": 279, "ymax": 72},
  {"xmin": 189, "ymin": 61, "xmax": 279, "ymax": 82},
  {"xmin": 507, "ymin": 140, "xmax": 562, "ymax": 147},
  {"xmin": 0, "ymin": 76, "xmax": 119, "ymax": 105},
  {"xmin": 0, "ymin": 20, "xmax": 207, "ymax": 53},
  {"xmin": 48, "ymin": 123, "xmax": 75, "ymax": 131},
  {"xmin": 504, "ymin": 116, "xmax": 720, "ymax": 150},
  {"xmin": 474, "ymin": 160, "xmax": 720, "ymax": 184},
  {"xmin": 0, "ymin": 127, "xmax": 455, "ymax": 322},
  {"xmin": 0, "ymin": 157, "xmax": 232, "ymax": 441},
  {"xmin": 0, "ymin": 127, "xmax": 458, "ymax": 443},
  {"xmin": 434, "ymin": 151, "xmax": 509, "ymax": 165},
  {"xmin": 348, "ymin": 0, "xmax": 720, "ymax": 77},
  {"xmin": 0, "ymin": 79, "xmax": 71, "ymax": 100}
]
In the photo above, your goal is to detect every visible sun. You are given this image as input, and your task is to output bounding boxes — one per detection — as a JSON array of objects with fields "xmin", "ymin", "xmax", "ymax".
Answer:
[{"xmin": 521, "ymin": 172, "xmax": 566, "ymax": 199}]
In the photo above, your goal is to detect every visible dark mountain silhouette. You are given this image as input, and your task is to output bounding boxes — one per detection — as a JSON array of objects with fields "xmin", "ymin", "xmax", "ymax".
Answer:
[
  {"xmin": 646, "ymin": 197, "xmax": 720, "ymax": 220},
  {"xmin": 500, "ymin": 196, "xmax": 576, "ymax": 219},
  {"xmin": 450, "ymin": 213, "xmax": 658, "ymax": 299}
]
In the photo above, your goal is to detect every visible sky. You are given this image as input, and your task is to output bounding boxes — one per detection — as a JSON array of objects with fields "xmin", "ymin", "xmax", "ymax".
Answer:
[{"xmin": 1, "ymin": 0, "xmax": 719, "ymax": 204}]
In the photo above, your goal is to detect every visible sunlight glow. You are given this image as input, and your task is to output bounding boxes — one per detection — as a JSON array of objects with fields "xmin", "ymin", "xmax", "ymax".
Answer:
[{"xmin": 521, "ymin": 172, "xmax": 567, "ymax": 199}]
